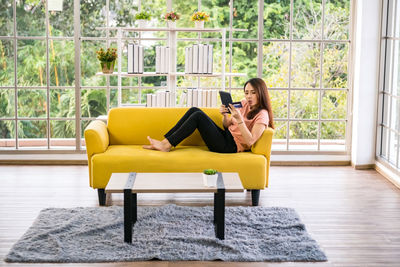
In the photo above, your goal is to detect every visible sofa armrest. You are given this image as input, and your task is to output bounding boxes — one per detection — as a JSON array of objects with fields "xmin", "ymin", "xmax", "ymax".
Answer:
[
  {"xmin": 84, "ymin": 120, "xmax": 109, "ymax": 158},
  {"xmin": 251, "ymin": 128, "xmax": 274, "ymax": 157}
]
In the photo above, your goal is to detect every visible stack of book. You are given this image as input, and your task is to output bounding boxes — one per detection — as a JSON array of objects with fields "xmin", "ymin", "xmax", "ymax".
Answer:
[
  {"xmin": 179, "ymin": 89, "xmax": 218, "ymax": 107},
  {"xmin": 127, "ymin": 43, "xmax": 144, "ymax": 73},
  {"xmin": 155, "ymin": 46, "xmax": 170, "ymax": 74},
  {"xmin": 185, "ymin": 44, "xmax": 213, "ymax": 74},
  {"xmin": 146, "ymin": 91, "xmax": 176, "ymax": 107}
]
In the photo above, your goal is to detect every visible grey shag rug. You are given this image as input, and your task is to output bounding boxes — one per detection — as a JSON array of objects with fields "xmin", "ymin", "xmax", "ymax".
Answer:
[{"xmin": 5, "ymin": 204, "xmax": 327, "ymax": 263}]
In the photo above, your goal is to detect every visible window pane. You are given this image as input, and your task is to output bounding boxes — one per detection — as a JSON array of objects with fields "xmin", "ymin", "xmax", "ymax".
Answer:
[
  {"xmin": 18, "ymin": 89, "xmax": 47, "ymax": 118},
  {"xmin": 50, "ymin": 40, "xmax": 75, "ymax": 86},
  {"xmin": 291, "ymin": 43, "xmax": 321, "ymax": 88},
  {"xmin": 0, "ymin": 89, "xmax": 15, "ymax": 117},
  {"xmin": 17, "ymin": 40, "xmax": 46, "ymax": 86},
  {"xmin": 289, "ymin": 121, "xmax": 318, "ymax": 150},
  {"xmin": 0, "ymin": 120, "xmax": 15, "ymax": 149},
  {"xmin": 49, "ymin": 0, "xmax": 74, "ymax": 37},
  {"xmin": 290, "ymin": 90, "xmax": 318, "ymax": 119},
  {"xmin": 173, "ymin": 0, "xmax": 197, "ymax": 29},
  {"xmin": 18, "ymin": 120, "xmax": 47, "ymax": 148},
  {"xmin": 230, "ymin": 42, "xmax": 257, "ymax": 88},
  {"xmin": 80, "ymin": 0, "xmax": 106, "ymax": 37},
  {"xmin": 325, "ymin": 0, "xmax": 350, "ymax": 40},
  {"xmin": 382, "ymin": 93, "xmax": 389, "ymax": 126},
  {"xmin": 50, "ymin": 89, "xmax": 75, "ymax": 118},
  {"xmin": 323, "ymin": 43, "xmax": 348, "ymax": 88},
  {"xmin": 81, "ymin": 89, "xmax": 107, "ymax": 118},
  {"xmin": 380, "ymin": 126, "xmax": 389, "ymax": 160},
  {"xmin": 272, "ymin": 121, "xmax": 287, "ymax": 150},
  {"xmin": 390, "ymin": 96, "xmax": 400, "ymax": 131},
  {"xmin": 270, "ymin": 90, "xmax": 287, "ymax": 119},
  {"xmin": 0, "ymin": 40, "xmax": 14, "ymax": 86},
  {"xmin": 0, "ymin": 0, "xmax": 13, "ymax": 36},
  {"xmin": 121, "ymin": 88, "xmax": 139, "ymax": 104},
  {"xmin": 321, "ymin": 121, "xmax": 346, "ymax": 151},
  {"xmin": 264, "ymin": 0, "xmax": 290, "ymax": 39},
  {"xmin": 293, "ymin": 0, "xmax": 322, "ymax": 40},
  {"xmin": 233, "ymin": 0, "xmax": 258, "ymax": 39},
  {"xmin": 111, "ymin": 88, "xmax": 118, "ymax": 108},
  {"xmin": 395, "ymin": 40, "xmax": 400, "ymax": 96},
  {"xmin": 81, "ymin": 40, "xmax": 106, "ymax": 86},
  {"xmin": 321, "ymin": 90, "xmax": 347, "ymax": 119},
  {"xmin": 388, "ymin": 130, "xmax": 397, "ymax": 165},
  {"xmin": 109, "ymin": 0, "xmax": 138, "ymax": 28},
  {"xmin": 81, "ymin": 120, "xmax": 91, "ymax": 139},
  {"xmin": 202, "ymin": 0, "xmax": 229, "ymax": 30},
  {"xmin": 50, "ymin": 120, "xmax": 75, "ymax": 148},
  {"xmin": 263, "ymin": 42, "xmax": 289, "ymax": 88},
  {"xmin": 16, "ymin": 0, "xmax": 45, "ymax": 36}
]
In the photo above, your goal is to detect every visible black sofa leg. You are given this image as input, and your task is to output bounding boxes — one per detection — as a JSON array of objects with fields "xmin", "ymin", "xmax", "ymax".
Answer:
[
  {"xmin": 98, "ymin": 189, "xmax": 106, "ymax": 206},
  {"xmin": 251, "ymin": 190, "xmax": 260, "ymax": 206}
]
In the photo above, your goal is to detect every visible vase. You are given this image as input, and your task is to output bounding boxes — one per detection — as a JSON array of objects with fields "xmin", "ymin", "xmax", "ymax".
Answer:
[
  {"xmin": 137, "ymin": 19, "xmax": 148, "ymax": 28},
  {"xmin": 195, "ymin": 21, "xmax": 204, "ymax": 29},
  {"xmin": 167, "ymin": 21, "xmax": 176, "ymax": 28},
  {"xmin": 203, "ymin": 173, "xmax": 218, "ymax": 187},
  {"xmin": 100, "ymin": 60, "xmax": 115, "ymax": 74}
]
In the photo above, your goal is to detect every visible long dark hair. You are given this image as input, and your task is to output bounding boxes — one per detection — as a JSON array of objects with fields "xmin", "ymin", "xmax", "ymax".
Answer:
[{"xmin": 244, "ymin": 78, "xmax": 274, "ymax": 129}]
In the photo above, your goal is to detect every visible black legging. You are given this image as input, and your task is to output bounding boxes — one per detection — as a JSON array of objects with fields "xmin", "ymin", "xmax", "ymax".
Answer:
[{"xmin": 165, "ymin": 107, "xmax": 237, "ymax": 153}]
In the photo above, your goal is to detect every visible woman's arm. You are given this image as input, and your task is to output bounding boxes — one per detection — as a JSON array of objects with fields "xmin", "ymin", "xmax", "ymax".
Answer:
[
  {"xmin": 228, "ymin": 104, "xmax": 266, "ymax": 146},
  {"xmin": 236, "ymin": 122, "xmax": 266, "ymax": 146}
]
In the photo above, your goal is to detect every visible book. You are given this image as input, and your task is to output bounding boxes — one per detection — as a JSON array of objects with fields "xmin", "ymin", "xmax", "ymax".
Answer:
[
  {"xmin": 160, "ymin": 46, "xmax": 165, "ymax": 74},
  {"xmin": 138, "ymin": 46, "xmax": 144, "ymax": 73},
  {"xmin": 165, "ymin": 47, "xmax": 170, "ymax": 73},
  {"xmin": 133, "ymin": 44, "xmax": 139, "ymax": 73},
  {"xmin": 146, "ymin": 93, "xmax": 152, "ymax": 107},
  {"xmin": 192, "ymin": 89, "xmax": 198, "ymax": 107},
  {"xmin": 151, "ymin": 94, "xmax": 156, "ymax": 107},
  {"xmin": 155, "ymin": 46, "xmax": 161, "ymax": 73},
  {"xmin": 179, "ymin": 91, "xmax": 186, "ymax": 107},
  {"xmin": 202, "ymin": 89, "xmax": 207, "ymax": 107},
  {"xmin": 187, "ymin": 88, "xmax": 193, "ymax": 107},
  {"xmin": 211, "ymin": 90, "xmax": 217, "ymax": 107},
  {"xmin": 197, "ymin": 89, "xmax": 202, "ymax": 107},
  {"xmin": 192, "ymin": 44, "xmax": 198, "ymax": 74},
  {"xmin": 203, "ymin": 45, "xmax": 208, "ymax": 74},
  {"xmin": 127, "ymin": 43, "xmax": 134, "ymax": 74},
  {"xmin": 207, "ymin": 45, "xmax": 213, "ymax": 74},
  {"xmin": 198, "ymin": 44, "xmax": 204, "ymax": 75},
  {"xmin": 188, "ymin": 47, "xmax": 193, "ymax": 73}
]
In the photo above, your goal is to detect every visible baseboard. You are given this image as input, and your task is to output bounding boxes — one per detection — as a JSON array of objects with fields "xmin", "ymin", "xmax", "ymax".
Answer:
[
  {"xmin": 271, "ymin": 161, "xmax": 350, "ymax": 166},
  {"xmin": 352, "ymin": 163, "xmax": 376, "ymax": 170},
  {"xmin": 0, "ymin": 160, "xmax": 87, "ymax": 165},
  {"xmin": 375, "ymin": 161, "xmax": 400, "ymax": 189}
]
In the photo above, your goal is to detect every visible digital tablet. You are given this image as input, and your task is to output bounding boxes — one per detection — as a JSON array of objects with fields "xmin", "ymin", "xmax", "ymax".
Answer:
[{"xmin": 219, "ymin": 91, "xmax": 242, "ymax": 113}]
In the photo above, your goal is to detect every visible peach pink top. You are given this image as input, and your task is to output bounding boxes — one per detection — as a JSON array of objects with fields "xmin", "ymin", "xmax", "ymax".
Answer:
[{"xmin": 228, "ymin": 99, "xmax": 269, "ymax": 152}]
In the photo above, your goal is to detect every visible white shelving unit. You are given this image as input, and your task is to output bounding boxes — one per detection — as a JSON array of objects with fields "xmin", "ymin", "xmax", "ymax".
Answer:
[{"xmin": 97, "ymin": 27, "xmax": 247, "ymax": 106}]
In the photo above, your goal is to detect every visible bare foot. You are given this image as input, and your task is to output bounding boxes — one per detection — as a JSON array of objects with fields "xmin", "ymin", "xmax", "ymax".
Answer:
[{"xmin": 144, "ymin": 136, "xmax": 172, "ymax": 152}]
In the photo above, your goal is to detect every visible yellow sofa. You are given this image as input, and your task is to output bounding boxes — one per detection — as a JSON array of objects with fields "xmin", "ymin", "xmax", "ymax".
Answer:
[{"xmin": 84, "ymin": 107, "xmax": 273, "ymax": 206}]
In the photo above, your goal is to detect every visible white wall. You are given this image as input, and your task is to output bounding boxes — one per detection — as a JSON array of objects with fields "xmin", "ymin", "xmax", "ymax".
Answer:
[{"xmin": 351, "ymin": 0, "xmax": 382, "ymax": 166}]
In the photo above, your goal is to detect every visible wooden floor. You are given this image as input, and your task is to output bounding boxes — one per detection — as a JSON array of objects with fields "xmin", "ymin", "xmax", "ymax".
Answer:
[{"xmin": 0, "ymin": 166, "xmax": 399, "ymax": 267}]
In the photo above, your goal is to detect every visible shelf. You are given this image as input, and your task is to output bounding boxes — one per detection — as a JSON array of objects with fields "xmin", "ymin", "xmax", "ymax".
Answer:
[
  {"xmin": 97, "ymin": 27, "xmax": 247, "ymax": 32},
  {"xmin": 97, "ymin": 72, "xmax": 246, "ymax": 77}
]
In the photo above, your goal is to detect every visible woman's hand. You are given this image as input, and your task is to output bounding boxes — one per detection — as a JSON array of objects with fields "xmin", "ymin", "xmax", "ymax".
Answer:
[
  {"xmin": 219, "ymin": 105, "xmax": 229, "ymax": 115},
  {"xmin": 228, "ymin": 104, "xmax": 243, "ymax": 123}
]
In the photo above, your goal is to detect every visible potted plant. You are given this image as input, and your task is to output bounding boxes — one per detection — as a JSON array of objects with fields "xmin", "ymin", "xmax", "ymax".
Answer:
[
  {"xmin": 135, "ymin": 11, "xmax": 151, "ymax": 28},
  {"xmin": 164, "ymin": 11, "xmax": 180, "ymax": 28},
  {"xmin": 96, "ymin": 47, "xmax": 117, "ymax": 74},
  {"xmin": 203, "ymin": 169, "xmax": 218, "ymax": 187},
  {"xmin": 190, "ymin": 11, "xmax": 210, "ymax": 29}
]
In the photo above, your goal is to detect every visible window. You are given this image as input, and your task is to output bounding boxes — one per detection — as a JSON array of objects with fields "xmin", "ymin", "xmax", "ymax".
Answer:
[
  {"xmin": 377, "ymin": 0, "xmax": 400, "ymax": 171},
  {"xmin": 0, "ymin": 0, "xmax": 352, "ymax": 152}
]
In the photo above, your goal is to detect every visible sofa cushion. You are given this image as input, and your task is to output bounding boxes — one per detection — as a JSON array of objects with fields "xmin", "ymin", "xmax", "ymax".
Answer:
[
  {"xmin": 107, "ymin": 108, "xmax": 223, "ymax": 146},
  {"xmin": 91, "ymin": 145, "xmax": 266, "ymax": 189}
]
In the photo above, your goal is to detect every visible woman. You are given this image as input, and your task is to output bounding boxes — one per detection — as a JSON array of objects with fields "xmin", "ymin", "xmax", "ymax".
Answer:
[{"xmin": 143, "ymin": 78, "xmax": 274, "ymax": 153}]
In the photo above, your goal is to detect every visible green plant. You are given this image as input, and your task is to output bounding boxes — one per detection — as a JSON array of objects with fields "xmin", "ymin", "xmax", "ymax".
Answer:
[
  {"xmin": 203, "ymin": 169, "xmax": 217, "ymax": 175},
  {"xmin": 190, "ymin": 11, "xmax": 210, "ymax": 22},
  {"xmin": 96, "ymin": 47, "xmax": 117, "ymax": 62},
  {"xmin": 135, "ymin": 11, "xmax": 151, "ymax": 21}
]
